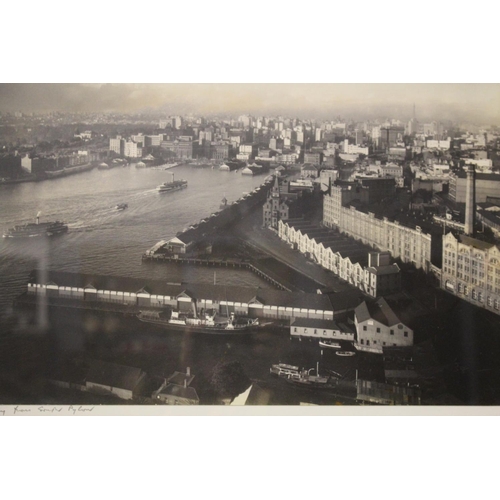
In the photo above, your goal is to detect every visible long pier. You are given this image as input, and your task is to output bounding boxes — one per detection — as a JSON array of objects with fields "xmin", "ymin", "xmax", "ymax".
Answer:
[{"xmin": 142, "ymin": 253, "xmax": 296, "ymax": 292}]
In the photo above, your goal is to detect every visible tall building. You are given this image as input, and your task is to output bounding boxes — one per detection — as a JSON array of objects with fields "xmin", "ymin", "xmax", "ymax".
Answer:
[
  {"xmin": 124, "ymin": 141, "xmax": 142, "ymax": 158},
  {"xmin": 380, "ymin": 127, "xmax": 404, "ymax": 150},
  {"xmin": 323, "ymin": 183, "xmax": 432, "ymax": 271},
  {"xmin": 109, "ymin": 136, "xmax": 124, "ymax": 155},
  {"xmin": 448, "ymin": 171, "xmax": 500, "ymax": 204},
  {"xmin": 160, "ymin": 137, "xmax": 193, "ymax": 159},
  {"xmin": 441, "ymin": 232, "xmax": 500, "ymax": 316}
]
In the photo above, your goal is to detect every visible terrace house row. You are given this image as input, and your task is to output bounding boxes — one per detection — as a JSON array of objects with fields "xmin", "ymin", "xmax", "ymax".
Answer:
[{"xmin": 278, "ymin": 220, "xmax": 401, "ymax": 297}]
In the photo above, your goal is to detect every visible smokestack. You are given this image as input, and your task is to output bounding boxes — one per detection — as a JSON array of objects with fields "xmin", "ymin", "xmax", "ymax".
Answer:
[
  {"xmin": 36, "ymin": 211, "xmax": 41, "ymax": 225},
  {"xmin": 186, "ymin": 367, "xmax": 190, "ymax": 376},
  {"xmin": 464, "ymin": 164, "xmax": 476, "ymax": 236}
]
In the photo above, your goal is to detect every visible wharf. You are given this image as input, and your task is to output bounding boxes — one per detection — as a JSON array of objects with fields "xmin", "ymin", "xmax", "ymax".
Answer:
[{"xmin": 141, "ymin": 254, "xmax": 299, "ymax": 292}]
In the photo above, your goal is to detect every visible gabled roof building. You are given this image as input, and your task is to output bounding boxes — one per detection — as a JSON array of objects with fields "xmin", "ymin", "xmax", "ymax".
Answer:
[{"xmin": 354, "ymin": 298, "xmax": 414, "ymax": 354}]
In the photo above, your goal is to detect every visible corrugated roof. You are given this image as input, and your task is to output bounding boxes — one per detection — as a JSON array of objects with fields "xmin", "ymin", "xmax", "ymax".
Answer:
[
  {"xmin": 367, "ymin": 264, "xmax": 400, "ymax": 276},
  {"xmin": 160, "ymin": 384, "xmax": 199, "ymax": 402},
  {"xmin": 28, "ymin": 270, "xmax": 336, "ymax": 311}
]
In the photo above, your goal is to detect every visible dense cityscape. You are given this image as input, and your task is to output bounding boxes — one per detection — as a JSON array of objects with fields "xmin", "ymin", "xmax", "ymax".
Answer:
[{"xmin": 1, "ymin": 97, "xmax": 500, "ymax": 407}]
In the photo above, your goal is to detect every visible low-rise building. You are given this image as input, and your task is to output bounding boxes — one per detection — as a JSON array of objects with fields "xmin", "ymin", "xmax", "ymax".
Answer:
[
  {"xmin": 304, "ymin": 152, "xmax": 322, "ymax": 165},
  {"xmin": 85, "ymin": 360, "xmax": 147, "ymax": 400},
  {"xmin": 476, "ymin": 202, "xmax": 500, "ymax": 238},
  {"xmin": 354, "ymin": 298, "xmax": 414, "ymax": 353},
  {"xmin": 26, "ymin": 269, "xmax": 361, "ymax": 322},
  {"xmin": 153, "ymin": 368, "xmax": 199, "ymax": 405},
  {"xmin": 290, "ymin": 318, "xmax": 355, "ymax": 341}
]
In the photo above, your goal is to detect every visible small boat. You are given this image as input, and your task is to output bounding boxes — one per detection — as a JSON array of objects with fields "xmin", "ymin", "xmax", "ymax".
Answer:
[
  {"xmin": 319, "ymin": 340, "xmax": 341, "ymax": 349},
  {"xmin": 336, "ymin": 350, "xmax": 356, "ymax": 357},
  {"xmin": 115, "ymin": 203, "xmax": 128, "ymax": 210}
]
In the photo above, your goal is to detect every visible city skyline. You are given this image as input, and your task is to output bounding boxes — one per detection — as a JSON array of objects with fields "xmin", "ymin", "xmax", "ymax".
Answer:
[{"xmin": 1, "ymin": 83, "xmax": 499, "ymax": 125}]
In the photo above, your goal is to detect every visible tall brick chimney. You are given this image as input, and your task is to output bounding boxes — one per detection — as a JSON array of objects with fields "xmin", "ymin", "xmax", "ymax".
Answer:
[{"xmin": 464, "ymin": 164, "xmax": 476, "ymax": 236}]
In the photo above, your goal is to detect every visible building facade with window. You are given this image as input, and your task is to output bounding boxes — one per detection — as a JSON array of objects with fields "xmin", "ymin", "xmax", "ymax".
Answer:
[
  {"xmin": 323, "ymin": 183, "xmax": 432, "ymax": 272},
  {"xmin": 441, "ymin": 231, "xmax": 500, "ymax": 316},
  {"xmin": 278, "ymin": 220, "xmax": 401, "ymax": 297},
  {"xmin": 354, "ymin": 298, "xmax": 413, "ymax": 354},
  {"xmin": 290, "ymin": 318, "xmax": 355, "ymax": 341}
]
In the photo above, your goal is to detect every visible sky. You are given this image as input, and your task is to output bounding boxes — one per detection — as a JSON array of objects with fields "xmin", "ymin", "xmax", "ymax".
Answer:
[{"xmin": 0, "ymin": 83, "xmax": 499, "ymax": 124}]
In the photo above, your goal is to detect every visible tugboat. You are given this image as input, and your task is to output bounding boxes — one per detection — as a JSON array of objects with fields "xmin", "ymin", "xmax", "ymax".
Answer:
[
  {"xmin": 3, "ymin": 212, "xmax": 68, "ymax": 238},
  {"xmin": 271, "ymin": 361, "xmax": 340, "ymax": 390},
  {"xmin": 115, "ymin": 203, "xmax": 128, "ymax": 210}
]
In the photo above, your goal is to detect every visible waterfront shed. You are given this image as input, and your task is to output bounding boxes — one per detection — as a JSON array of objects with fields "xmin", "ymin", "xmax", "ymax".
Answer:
[{"xmin": 85, "ymin": 360, "xmax": 147, "ymax": 401}]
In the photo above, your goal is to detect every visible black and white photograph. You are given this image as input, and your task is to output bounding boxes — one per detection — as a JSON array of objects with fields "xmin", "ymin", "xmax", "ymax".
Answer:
[
  {"xmin": 3, "ymin": 4, "xmax": 499, "ymax": 500},
  {"xmin": 1, "ymin": 82, "xmax": 500, "ymax": 413}
]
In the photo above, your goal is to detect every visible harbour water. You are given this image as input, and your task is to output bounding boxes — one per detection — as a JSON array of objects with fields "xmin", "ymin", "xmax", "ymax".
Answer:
[
  {"xmin": 0, "ymin": 164, "xmax": 270, "ymax": 315},
  {"xmin": 0, "ymin": 163, "xmax": 361, "ymax": 405}
]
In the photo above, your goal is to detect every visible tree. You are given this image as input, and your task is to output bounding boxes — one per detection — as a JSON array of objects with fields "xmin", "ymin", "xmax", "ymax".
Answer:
[{"xmin": 210, "ymin": 361, "xmax": 251, "ymax": 401}]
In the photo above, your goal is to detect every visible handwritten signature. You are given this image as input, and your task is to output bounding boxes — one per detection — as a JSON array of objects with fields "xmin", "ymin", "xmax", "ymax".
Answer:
[
  {"xmin": 68, "ymin": 405, "xmax": 94, "ymax": 415},
  {"xmin": 0, "ymin": 405, "xmax": 96, "ymax": 415}
]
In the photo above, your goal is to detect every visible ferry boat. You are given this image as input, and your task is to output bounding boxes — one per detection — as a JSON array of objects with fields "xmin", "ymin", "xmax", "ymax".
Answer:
[
  {"xmin": 115, "ymin": 203, "xmax": 128, "ymax": 210},
  {"xmin": 157, "ymin": 173, "xmax": 188, "ymax": 193},
  {"xmin": 3, "ymin": 213, "xmax": 68, "ymax": 238},
  {"xmin": 137, "ymin": 309, "xmax": 260, "ymax": 335},
  {"xmin": 319, "ymin": 340, "xmax": 341, "ymax": 349}
]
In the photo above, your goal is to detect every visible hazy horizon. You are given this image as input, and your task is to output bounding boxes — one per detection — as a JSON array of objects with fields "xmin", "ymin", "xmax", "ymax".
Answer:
[{"xmin": 1, "ymin": 83, "xmax": 499, "ymax": 125}]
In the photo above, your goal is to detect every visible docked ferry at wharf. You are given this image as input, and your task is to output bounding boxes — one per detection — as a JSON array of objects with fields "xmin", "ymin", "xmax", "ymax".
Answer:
[
  {"xmin": 137, "ymin": 309, "xmax": 261, "ymax": 334},
  {"xmin": 3, "ymin": 213, "xmax": 68, "ymax": 238}
]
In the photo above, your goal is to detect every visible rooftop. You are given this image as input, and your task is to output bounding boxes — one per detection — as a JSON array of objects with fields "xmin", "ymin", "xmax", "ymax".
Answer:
[
  {"xmin": 458, "ymin": 234, "xmax": 496, "ymax": 251},
  {"xmin": 28, "ymin": 269, "xmax": 338, "ymax": 312},
  {"xmin": 86, "ymin": 360, "xmax": 145, "ymax": 391},
  {"xmin": 355, "ymin": 297, "xmax": 403, "ymax": 327}
]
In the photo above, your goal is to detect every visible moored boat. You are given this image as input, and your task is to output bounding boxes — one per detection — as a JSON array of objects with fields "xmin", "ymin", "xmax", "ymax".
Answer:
[
  {"xmin": 319, "ymin": 340, "xmax": 341, "ymax": 349},
  {"xmin": 270, "ymin": 363, "xmax": 300, "ymax": 377},
  {"xmin": 336, "ymin": 350, "xmax": 356, "ymax": 357},
  {"xmin": 271, "ymin": 361, "xmax": 340, "ymax": 389},
  {"xmin": 137, "ymin": 309, "xmax": 260, "ymax": 335}
]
